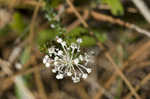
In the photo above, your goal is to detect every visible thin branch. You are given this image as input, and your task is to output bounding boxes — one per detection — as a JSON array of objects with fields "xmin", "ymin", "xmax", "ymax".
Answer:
[
  {"xmin": 1, "ymin": 64, "xmax": 42, "ymax": 92},
  {"xmin": 34, "ymin": 69, "xmax": 48, "ymax": 99},
  {"xmin": 0, "ymin": 58, "xmax": 12, "ymax": 75},
  {"xmin": 132, "ymin": 0, "xmax": 150, "ymax": 23},
  {"xmin": 66, "ymin": 0, "xmax": 88, "ymax": 28},
  {"xmin": 66, "ymin": 0, "xmax": 141, "ymax": 99},
  {"xmin": 124, "ymin": 74, "xmax": 150, "ymax": 99},
  {"xmin": 28, "ymin": 0, "xmax": 42, "ymax": 45},
  {"xmin": 95, "ymin": 40, "xmax": 150, "ymax": 99},
  {"xmin": 8, "ymin": 0, "xmax": 17, "ymax": 9},
  {"xmin": 66, "ymin": 9, "xmax": 89, "ymax": 32},
  {"xmin": 91, "ymin": 11, "xmax": 150, "ymax": 38},
  {"xmin": 105, "ymin": 53, "xmax": 141, "ymax": 99}
]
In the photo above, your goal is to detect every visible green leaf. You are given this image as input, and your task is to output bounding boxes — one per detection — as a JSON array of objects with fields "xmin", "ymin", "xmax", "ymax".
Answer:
[
  {"xmin": 101, "ymin": 0, "xmax": 124, "ymax": 15},
  {"xmin": 81, "ymin": 36, "xmax": 96, "ymax": 46},
  {"xmin": 44, "ymin": 0, "xmax": 62, "ymax": 8},
  {"xmin": 20, "ymin": 47, "xmax": 31, "ymax": 65},
  {"xmin": 15, "ymin": 85, "xmax": 22, "ymax": 99},
  {"xmin": 0, "ymin": 25, "xmax": 10, "ymax": 36},
  {"xmin": 10, "ymin": 12, "xmax": 26, "ymax": 34},
  {"xmin": 15, "ymin": 76, "xmax": 34, "ymax": 99},
  {"xmin": 114, "ymin": 77, "xmax": 123, "ymax": 99},
  {"xmin": 66, "ymin": 36, "xmax": 96, "ymax": 47},
  {"xmin": 95, "ymin": 32, "xmax": 107, "ymax": 43},
  {"xmin": 51, "ymin": 0, "xmax": 62, "ymax": 8},
  {"xmin": 67, "ymin": 27, "xmax": 88, "ymax": 37},
  {"xmin": 37, "ymin": 29, "xmax": 60, "ymax": 44}
]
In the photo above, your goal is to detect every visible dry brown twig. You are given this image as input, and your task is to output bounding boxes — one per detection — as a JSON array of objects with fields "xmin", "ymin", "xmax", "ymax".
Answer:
[
  {"xmin": 127, "ymin": 61, "xmax": 150, "ymax": 73},
  {"xmin": 97, "ymin": 5, "xmax": 138, "ymax": 13},
  {"xmin": 66, "ymin": 0, "xmax": 88, "ymax": 28},
  {"xmin": 89, "ymin": 10, "xmax": 150, "ymax": 99},
  {"xmin": 0, "ymin": 61, "xmax": 41, "ymax": 92},
  {"xmin": 0, "ymin": 0, "xmax": 149, "ymax": 98},
  {"xmin": 28, "ymin": 0, "xmax": 48, "ymax": 99},
  {"xmin": 66, "ymin": 0, "xmax": 141, "ymax": 99},
  {"xmin": 0, "ymin": 59, "xmax": 12, "ymax": 75},
  {"xmin": 28, "ymin": 0, "xmax": 42, "ymax": 46},
  {"xmin": 124, "ymin": 73, "xmax": 150, "ymax": 99},
  {"xmin": 66, "ymin": 9, "xmax": 89, "ymax": 32},
  {"xmin": 66, "ymin": 8, "xmax": 113, "ymax": 99},
  {"xmin": 34, "ymin": 69, "xmax": 48, "ymax": 99},
  {"xmin": 0, "ymin": 1, "xmax": 47, "ymax": 99},
  {"xmin": 128, "ymin": 41, "xmax": 150, "ymax": 61},
  {"xmin": 8, "ymin": 0, "xmax": 17, "ymax": 9},
  {"xmin": 0, "ymin": 0, "xmax": 42, "ymax": 90},
  {"xmin": 95, "ymin": 40, "xmax": 150, "ymax": 99},
  {"xmin": 101, "ymin": 42, "xmax": 150, "ymax": 98},
  {"xmin": 0, "ymin": 39, "xmax": 27, "ymax": 76},
  {"xmin": 0, "ymin": 0, "xmax": 44, "ymax": 8},
  {"xmin": 0, "ymin": 53, "xmax": 42, "ymax": 92},
  {"xmin": 2, "ymin": 0, "xmax": 150, "ymax": 37},
  {"xmin": 65, "ymin": 7, "xmax": 150, "ymax": 99},
  {"xmin": 91, "ymin": 11, "xmax": 150, "ymax": 37},
  {"xmin": 132, "ymin": 0, "xmax": 150, "ymax": 23}
]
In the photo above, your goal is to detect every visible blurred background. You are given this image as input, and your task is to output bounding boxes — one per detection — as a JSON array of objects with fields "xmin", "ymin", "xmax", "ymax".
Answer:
[{"xmin": 0, "ymin": 0, "xmax": 150, "ymax": 99}]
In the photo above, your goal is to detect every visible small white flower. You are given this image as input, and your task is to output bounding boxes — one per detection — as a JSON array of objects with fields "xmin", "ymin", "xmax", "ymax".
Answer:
[
  {"xmin": 67, "ymin": 72, "xmax": 72, "ymax": 76},
  {"xmin": 72, "ymin": 77, "xmax": 80, "ymax": 83},
  {"xmin": 15, "ymin": 63, "xmax": 22, "ymax": 70},
  {"xmin": 71, "ymin": 43, "xmax": 77, "ymax": 49},
  {"xmin": 58, "ymin": 50, "xmax": 63, "ymax": 56},
  {"xmin": 82, "ymin": 73, "xmax": 88, "ymax": 79},
  {"xmin": 43, "ymin": 58, "xmax": 47, "ymax": 64},
  {"xmin": 48, "ymin": 48, "xmax": 55, "ymax": 54},
  {"xmin": 45, "ymin": 55, "xmax": 49, "ymax": 59},
  {"xmin": 56, "ymin": 74, "xmax": 64, "ymax": 79},
  {"xmin": 77, "ymin": 49, "xmax": 80, "ymax": 52},
  {"xmin": 79, "ymin": 55, "xmax": 83, "ymax": 61},
  {"xmin": 77, "ymin": 38, "xmax": 82, "ymax": 43},
  {"xmin": 54, "ymin": 56, "xmax": 59, "ymax": 61},
  {"xmin": 67, "ymin": 48, "xmax": 70, "ymax": 50},
  {"xmin": 43, "ymin": 37, "xmax": 93, "ymax": 83},
  {"xmin": 45, "ymin": 63, "xmax": 50, "ymax": 67},
  {"xmin": 50, "ymin": 24, "xmax": 55, "ymax": 28},
  {"xmin": 43, "ymin": 55, "xmax": 51, "ymax": 67},
  {"xmin": 54, "ymin": 61, "xmax": 58, "ymax": 66},
  {"xmin": 56, "ymin": 48, "xmax": 59, "ymax": 51},
  {"xmin": 52, "ymin": 69, "xmax": 57, "ymax": 73},
  {"xmin": 57, "ymin": 38, "xmax": 62, "ymax": 43},
  {"xmin": 87, "ymin": 68, "xmax": 92, "ymax": 73},
  {"xmin": 61, "ymin": 41, "xmax": 66, "ymax": 46},
  {"xmin": 74, "ymin": 58, "xmax": 79, "ymax": 65}
]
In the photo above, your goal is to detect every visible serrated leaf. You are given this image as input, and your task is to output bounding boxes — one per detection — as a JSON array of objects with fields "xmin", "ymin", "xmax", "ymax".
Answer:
[{"xmin": 101, "ymin": 0, "xmax": 124, "ymax": 15}]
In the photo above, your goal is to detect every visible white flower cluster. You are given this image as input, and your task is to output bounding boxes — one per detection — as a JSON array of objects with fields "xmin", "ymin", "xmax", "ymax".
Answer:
[{"xmin": 43, "ymin": 37, "xmax": 92, "ymax": 83}]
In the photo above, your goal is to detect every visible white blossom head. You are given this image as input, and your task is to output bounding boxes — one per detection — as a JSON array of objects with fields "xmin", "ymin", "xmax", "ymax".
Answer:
[{"xmin": 43, "ymin": 37, "xmax": 93, "ymax": 83}]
